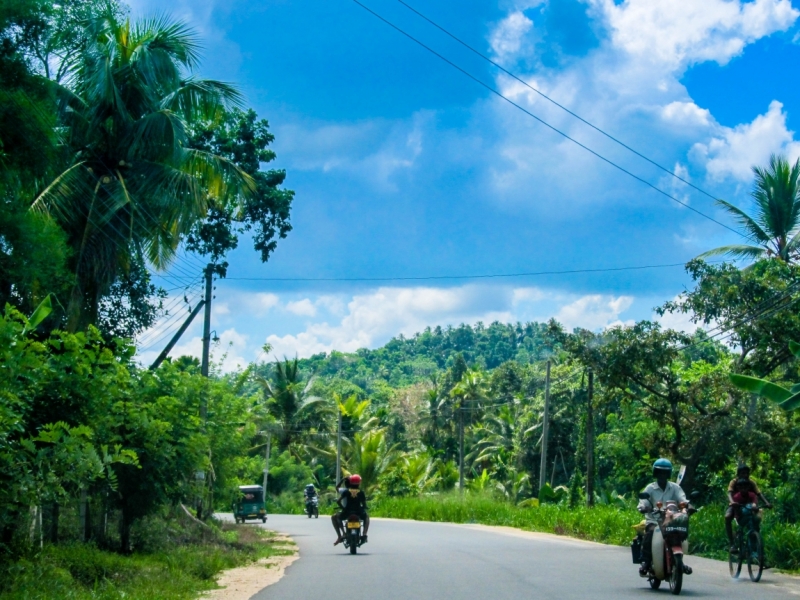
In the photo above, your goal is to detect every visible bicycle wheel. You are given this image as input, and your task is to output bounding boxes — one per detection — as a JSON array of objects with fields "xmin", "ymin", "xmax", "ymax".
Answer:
[
  {"xmin": 729, "ymin": 532, "xmax": 743, "ymax": 578},
  {"xmin": 747, "ymin": 530, "xmax": 764, "ymax": 582}
]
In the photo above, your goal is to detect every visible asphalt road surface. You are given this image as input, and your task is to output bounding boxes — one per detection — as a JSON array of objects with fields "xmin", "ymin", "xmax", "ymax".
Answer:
[{"xmin": 251, "ymin": 515, "xmax": 800, "ymax": 600}]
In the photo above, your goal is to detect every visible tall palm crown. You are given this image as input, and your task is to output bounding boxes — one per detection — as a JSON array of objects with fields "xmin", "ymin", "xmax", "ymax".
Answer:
[
  {"xmin": 698, "ymin": 154, "xmax": 800, "ymax": 263},
  {"xmin": 33, "ymin": 11, "xmax": 253, "ymax": 330}
]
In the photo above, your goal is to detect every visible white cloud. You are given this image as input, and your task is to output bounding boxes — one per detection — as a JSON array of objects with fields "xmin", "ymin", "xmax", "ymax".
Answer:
[
  {"xmin": 597, "ymin": 0, "xmax": 798, "ymax": 71},
  {"xmin": 490, "ymin": 11, "xmax": 534, "ymax": 62},
  {"xmin": 265, "ymin": 285, "xmax": 638, "ymax": 359},
  {"xmin": 661, "ymin": 102, "xmax": 712, "ymax": 128},
  {"xmin": 692, "ymin": 101, "xmax": 800, "ymax": 181},
  {"xmin": 286, "ymin": 298, "xmax": 317, "ymax": 317},
  {"xmin": 555, "ymin": 294, "xmax": 634, "ymax": 331}
]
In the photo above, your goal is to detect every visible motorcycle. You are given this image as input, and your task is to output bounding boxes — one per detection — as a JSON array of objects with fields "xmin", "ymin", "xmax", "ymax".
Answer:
[
  {"xmin": 342, "ymin": 513, "xmax": 365, "ymax": 555},
  {"xmin": 633, "ymin": 492, "xmax": 695, "ymax": 595},
  {"xmin": 305, "ymin": 496, "xmax": 319, "ymax": 519}
]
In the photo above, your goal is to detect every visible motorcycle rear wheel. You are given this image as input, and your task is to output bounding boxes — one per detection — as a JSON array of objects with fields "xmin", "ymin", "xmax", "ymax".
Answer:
[
  {"xmin": 747, "ymin": 531, "xmax": 764, "ymax": 583},
  {"xmin": 649, "ymin": 578, "xmax": 661, "ymax": 589},
  {"xmin": 669, "ymin": 554, "xmax": 684, "ymax": 595},
  {"xmin": 349, "ymin": 541, "xmax": 358, "ymax": 554}
]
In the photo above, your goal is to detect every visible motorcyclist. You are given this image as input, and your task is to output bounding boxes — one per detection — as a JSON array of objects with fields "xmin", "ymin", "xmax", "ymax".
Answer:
[
  {"xmin": 304, "ymin": 483, "xmax": 318, "ymax": 501},
  {"xmin": 725, "ymin": 463, "xmax": 772, "ymax": 553},
  {"xmin": 637, "ymin": 458, "xmax": 688, "ymax": 577},
  {"xmin": 331, "ymin": 475, "xmax": 351, "ymax": 544},
  {"xmin": 331, "ymin": 474, "xmax": 369, "ymax": 545}
]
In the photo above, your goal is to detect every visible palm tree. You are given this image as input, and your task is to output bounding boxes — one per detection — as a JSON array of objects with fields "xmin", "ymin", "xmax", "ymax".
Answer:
[
  {"xmin": 343, "ymin": 429, "xmax": 400, "ymax": 495},
  {"xmin": 698, "ymin": 154, "xmax": 800, "ymax": 264},
  {"xmin": 32, "ymin": 10, "xmax": 254, "ymax": 331},
  {"xmin": 258, "ymin": 358, "xmax": 330, "ymax": 451}
]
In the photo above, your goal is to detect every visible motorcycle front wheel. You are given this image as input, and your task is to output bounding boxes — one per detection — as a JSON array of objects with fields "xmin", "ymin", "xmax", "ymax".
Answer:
[
  {"xmin": 747, "ymin": 531, "xmax": 764, "ymax": 582},
  {"xmin": 670, "ymin": 555, "xmax": 683, "ymax": 595}
]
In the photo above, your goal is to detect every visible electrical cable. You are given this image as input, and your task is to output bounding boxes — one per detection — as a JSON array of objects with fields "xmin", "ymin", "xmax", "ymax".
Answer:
[
  {"xmin": 222, "ymin": 260, "xmax": 725, "ymax": 282},
  {"xmin": 350, "ymin": 0, "xmax": 743, "ymax": 239}
]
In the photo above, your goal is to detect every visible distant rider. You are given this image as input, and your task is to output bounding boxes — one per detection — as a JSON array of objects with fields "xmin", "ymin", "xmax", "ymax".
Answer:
[
  {"xmin": 725, "ymin": 463, "xmax": 771, "ymax": 553},
  {"xmin": 332, "ymin": 474, "xmax": 369, "ymax": 545},
  {"xmin": 304, "ymin": 483, "xmax": 318, "ymax": 501},
  {"xmin": 637, "ymin": 458, "xmax": 688, "ymax": 577}
]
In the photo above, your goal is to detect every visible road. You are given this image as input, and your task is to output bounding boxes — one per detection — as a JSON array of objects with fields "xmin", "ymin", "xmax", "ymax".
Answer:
[{"xmin": 251, "ymin": 515, "xmax": 800, "ymax": 600}]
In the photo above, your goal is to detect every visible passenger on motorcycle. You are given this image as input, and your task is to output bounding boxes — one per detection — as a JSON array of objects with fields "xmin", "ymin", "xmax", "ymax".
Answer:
[
  {"xmin": 725, "ymin": 463, "xmax": 771, "ymax": 553},
  {"xmin": 637, "ymin": 458, "xmax": 687, "ymax": 577},
  {"xmin": 331, "ymin": 474, "xmax": 369, "ymax": 546}
]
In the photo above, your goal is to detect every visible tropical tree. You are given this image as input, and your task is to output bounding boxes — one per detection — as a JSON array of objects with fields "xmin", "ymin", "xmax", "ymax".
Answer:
[
  {"xmin": 32, "ymin": 9, "xmax": 254, "ymax": 332},
  {"xmin": 258, "ymin": 358, "xmax": 329, "ymax": 451},
  {"xmin": 730, "ymin": 341, "xmax": 800, "ymax": 412},
  {"xmin": 343, "ymin": 429, "xmax": 399, "ymax": 495},
  {"xmin": 698, "ymin": 154, "xmax": 800, "ymax": 263}
]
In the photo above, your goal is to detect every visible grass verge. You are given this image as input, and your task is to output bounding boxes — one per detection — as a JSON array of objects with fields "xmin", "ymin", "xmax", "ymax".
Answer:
[
  {"xmin": 0, "ymin": 518, "xmax": 294, "ymax": 600},
  {"xmin": 370, "ymin": 493, "xmax": 800, "ymax": 572}
]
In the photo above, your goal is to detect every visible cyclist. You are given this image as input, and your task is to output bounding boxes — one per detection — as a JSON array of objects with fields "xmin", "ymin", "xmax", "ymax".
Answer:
[{"xmin": 725, "ymin": 463, "xmax": 772, "ymax": 553}]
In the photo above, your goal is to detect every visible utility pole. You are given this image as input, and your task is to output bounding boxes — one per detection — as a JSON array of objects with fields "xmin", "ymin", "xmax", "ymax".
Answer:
[
  {"xmin": 458, "ymin": 406, "xmax": 465, "ymax": 493},
  {"xmin": 149, "ymin": 300, "xmax": 205, "ymax": 370},
  {"xmin": 200, "ymin": 264, "xmax": 213, "ymax": 420},
  {"xmin": 586, "ymin": 368, "xmax": 595, "ymax": 507},
  {"xmin": 539, "ymin": 360, "xmax": 552, "ymax": 491},
  {"xmin": 335, "ymin": 409, "xmax": 342, "ymax": 485},
  {"xmin": 262, "ymin": 433, "xmax": 271, "ymax": 495}
]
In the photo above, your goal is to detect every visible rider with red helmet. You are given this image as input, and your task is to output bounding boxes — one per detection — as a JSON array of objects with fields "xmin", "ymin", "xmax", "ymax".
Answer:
[{"xmin": 332, "ymin": 474, "xmax": 370, "ymax": 546}]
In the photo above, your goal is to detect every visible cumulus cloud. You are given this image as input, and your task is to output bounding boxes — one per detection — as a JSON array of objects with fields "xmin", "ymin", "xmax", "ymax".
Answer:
[
  {"xmin": 692, "ymin": 101, "xmax": 800, "ymax": 181},
  {"xmin": 286, "ymin": 298, "xmax": 317, "ymax": 317},
  {"xmin": 490, "ymin": 11, "xmax": 534, "ymax": 62},
  {"xmin": 555, "ymin": 294, "xmax": 634, "ymax": 331},
  {"xmin": 598, "ymin": 0, "xmax": 797, "ymax": 71},
  {"xmin": 266, "ymin": 285, "xmax": 638, "ymax": 359}
]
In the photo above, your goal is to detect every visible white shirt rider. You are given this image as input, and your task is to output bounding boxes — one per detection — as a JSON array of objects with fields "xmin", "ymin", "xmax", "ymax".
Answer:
[{"xmin": 638, "ymin": 481, "xmax": 687, "ymax": 525}]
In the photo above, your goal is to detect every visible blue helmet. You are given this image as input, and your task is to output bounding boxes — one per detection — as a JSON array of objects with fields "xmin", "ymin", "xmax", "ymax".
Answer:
[{"xmin": 653, "ymin": 458, "xmax": 673, "ymax": 477}]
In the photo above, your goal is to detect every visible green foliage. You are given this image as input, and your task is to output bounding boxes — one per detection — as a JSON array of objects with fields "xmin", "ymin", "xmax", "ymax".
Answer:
[{"xmin": 0, "ymin": 517, "xmax": 292, "ymax": 599}]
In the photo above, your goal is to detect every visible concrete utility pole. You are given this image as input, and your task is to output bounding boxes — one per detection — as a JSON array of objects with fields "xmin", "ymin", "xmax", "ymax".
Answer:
[
  {"xmin": 200, "ymin": 264, "xmax": 213, "ymax": 420},
  {"xmin": 458, "ymin": 406, "xmax": 465, "ymax": 493},
  {"xmin": 262, "ymin": 433, "xmax": 271, "ymax": 494},
  {"xmin": 335, "ymin": 409, "xmax": 342, "ymax": 485},
  {"xmin": 149, "ymin": 300, "xmax": 206, "ymax": 370},
  {"xmin": 539, "ymin": 360, "xmax": 552, "ymax": 491},
  {"xmin": 200, "ymin": 265, "xmax": 213, "ymax": 378},
  {"xmin": 586, "ymin": 368, "xmax": 595, "ymax": 507}
]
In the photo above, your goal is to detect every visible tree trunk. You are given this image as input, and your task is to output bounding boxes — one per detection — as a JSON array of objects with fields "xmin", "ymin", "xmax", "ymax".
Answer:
[{"xmin": 120, "ymin": 506, "xmax": 134, "ymax": 554}]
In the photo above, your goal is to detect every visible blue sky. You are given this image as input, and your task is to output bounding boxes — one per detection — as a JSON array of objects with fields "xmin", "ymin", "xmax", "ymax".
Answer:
[{"xmin": 131, "ymin": 0, "xmax": 800, "ymax": 370}]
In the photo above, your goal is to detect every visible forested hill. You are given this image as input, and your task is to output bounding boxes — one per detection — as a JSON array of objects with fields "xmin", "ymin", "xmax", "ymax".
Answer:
[{"xmin": 291, "ymin": 321, "xmax": 560, "ymax": 388}]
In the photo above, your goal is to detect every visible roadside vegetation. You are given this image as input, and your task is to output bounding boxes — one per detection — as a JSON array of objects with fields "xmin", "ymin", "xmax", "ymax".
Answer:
[{"xmin": 3, "ymin": 0, "xmax": 800, "ymax": 592}]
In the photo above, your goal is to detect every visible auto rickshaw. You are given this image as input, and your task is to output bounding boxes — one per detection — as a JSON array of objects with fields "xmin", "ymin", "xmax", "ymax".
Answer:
[{"xmin": 233, "ymin": 485, "xmax": 267, "ymax": 523}]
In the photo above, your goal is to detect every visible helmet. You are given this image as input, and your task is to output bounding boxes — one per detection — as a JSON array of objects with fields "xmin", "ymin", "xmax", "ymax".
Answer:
[
  {"xmin": 349, "ymin": 474, "xmax": 362, "ymax": 487},
  {"xmin": 305, "ymin": 483, "xmax": 315, "ymax": 489},
  {"xmin": 736, "ymin": 462, "xmax": 750, "ymax": 474},
  {"xmin": 653, "ymin": 458, "xmax": 673, "ymax": 477}
]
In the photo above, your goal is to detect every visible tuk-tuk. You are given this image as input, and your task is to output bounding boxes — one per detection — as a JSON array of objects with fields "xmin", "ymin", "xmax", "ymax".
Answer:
[{"xmin": 233, "ymin": 485, "xmax": 267, "ymax": 523}]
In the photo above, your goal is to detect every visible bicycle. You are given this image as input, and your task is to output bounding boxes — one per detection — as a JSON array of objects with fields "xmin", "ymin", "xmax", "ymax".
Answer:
[{"xmin": 728, "ymin": 503, "xmax": 769, "ymax": 582}]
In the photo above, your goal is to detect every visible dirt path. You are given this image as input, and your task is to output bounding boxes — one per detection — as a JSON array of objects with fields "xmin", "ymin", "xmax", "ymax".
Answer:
[{"xmin": 202, "ymin": 534, "xmax": 298, "ymax": 600}]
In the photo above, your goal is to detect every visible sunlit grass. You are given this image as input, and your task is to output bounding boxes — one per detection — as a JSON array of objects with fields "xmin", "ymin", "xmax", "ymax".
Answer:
[{"xmin": 0, "ymin": 524, "xmax": 294, "ymax": 600}]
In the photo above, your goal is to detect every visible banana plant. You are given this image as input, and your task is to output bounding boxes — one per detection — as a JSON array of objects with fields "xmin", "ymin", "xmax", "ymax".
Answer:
[{"xmin": 729, "ymin": 341, "xmax": 800, "ymax": 411}]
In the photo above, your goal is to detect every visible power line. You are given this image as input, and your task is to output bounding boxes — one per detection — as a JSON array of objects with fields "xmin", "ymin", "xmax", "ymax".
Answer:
[
  {"xmin": 350, "ymin": 0, "xmax": 743, "ymax": 239},
  {"xmin": 222, "ymin": 260, "xmax": 724, "ymax": 282},
  {"xmin": 394, "ymin": 0, "xmax": 723, "ymax": 207}
]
